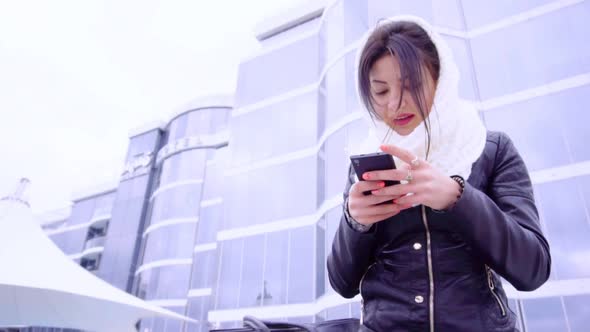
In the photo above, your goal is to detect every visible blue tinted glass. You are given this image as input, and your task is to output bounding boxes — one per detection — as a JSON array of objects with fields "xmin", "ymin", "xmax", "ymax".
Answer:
[
  {"xmin": 126, "ymin": 130, "xmax": 159, "ymax": 161},
  {"xmin": 522, "ymin": 297, "xmax": 568, "ymax": 332},
  {"xmin": 483, "ymin": 103, "xmax": 570, "ymax": 171},
  {"xmin": 535, "ymin": 177, "xmax": 590, "ymax": 279},
  {"xmin": 143, "ymin": 222, "xmax": 197, "ymax": 263},
  {"xmin": 201, "ymin": 157, "xmax": 225, "ymax": 201},
  {"xmin": 159, "ymin": 148, "xmax": 207, "ymax": 186},
  {"xmin": 351, "ymin": 301, "xmax": 361, "ymax": 319},
  {"xmin": 138, "ymin": 265, "xmax": 191, "ymax": 300},
  {"xmin": 263, "ymin": 231, "xmax": 289, "ymax": 306},
  {"xmin": 187, "ymin": 297, "xmax": 211, "ymax": 332},
  {"xmin": 168, "ymin": 113, "xmax": 188, "ymax": 142},
  {"xmin": 229, "ymin": 91, "xmax": 318, "ymax": 166},
  {"xmin": 239, "ymin": 235, "xmax": 265, "ymax": 307},
  {"xmin": 195, "ymin": 203, "xmax": 221, "ymax": 245},
  {"xmin": 215, "ymin": 239, "xmax": 243, "ymax": 309},
  {"xmin": 225, "ymin": 156, "xmax": 317, "ymax": 228},
  {"xmin": 471, "ymin": 1, "xmax": 590, "ymax": 99},
  {"xmin": 150, "ymin": 184, "xmax": 202, "ymax": 222},
  {"xmin": 326, "ymin": 303, "xmax": 351, "ymax": 320},
  {"xmin": 443, "ymin": 36, "xmax": 477, "ymax": 100},
  {"xmin": 190, "ymin": 249, "xmax": 216, "ymax": 289},
  {"xmin": 563, "ymin": 294, "xmax": 590, "ymax": 332},
  {"xmin": 93, "ymin": 192, "xmax": 115, "ymax": 217},
  {"xmin": 484, "ymin": 84, "xmax": 590, "ymax": 169},
  {"xmin": 288, "ymin": 226, "xmax": 314, "ymax": 304},
  {"xmin": 68, "ymin": 198, "xmax": 96, "ymax": 225},
  {"xmin": 235, "ymin": 34, "xmax": 319, "ymax": 106},
  {"xmin": 461, "ymin": 0, "xmax": 554, "ymax": 29},
  {"xmin": 323, "ymin": 126, "xmax": 352, "ymax": 200}
]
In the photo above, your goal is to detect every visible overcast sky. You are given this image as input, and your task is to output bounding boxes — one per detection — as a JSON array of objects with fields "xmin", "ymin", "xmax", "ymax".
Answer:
[{"xmin": 0, "ymin": 0, "xmax": 309, "ymax": 214}]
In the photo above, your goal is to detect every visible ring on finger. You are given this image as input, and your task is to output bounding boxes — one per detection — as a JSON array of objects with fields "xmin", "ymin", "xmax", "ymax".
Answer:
[{"xmin": 405, "ymin": 169, "xmax": 413, "ymax": 182}]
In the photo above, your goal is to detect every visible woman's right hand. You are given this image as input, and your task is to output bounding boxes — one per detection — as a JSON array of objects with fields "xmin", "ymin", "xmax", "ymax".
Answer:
[{"xmin": 347, "ymin": 180, "xmax": 403, "ymax": 226}]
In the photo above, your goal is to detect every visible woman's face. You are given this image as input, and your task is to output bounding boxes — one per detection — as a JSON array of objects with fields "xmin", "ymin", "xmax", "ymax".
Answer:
[{"xmin": 369, "ymin": 54, "xmax": 436, "ymax": 136}]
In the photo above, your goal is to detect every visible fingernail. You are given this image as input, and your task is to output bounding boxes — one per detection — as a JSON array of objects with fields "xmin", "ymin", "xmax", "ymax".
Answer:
[
  {"xmin": 379, "ymin": 182, "xmax": 385, "ymax": 188},
  {"xmin": 371, "ymin": 190, "xmax": 379, "ymax": 195},
  {"xmin": 363, "ymin": 173, "xmax": 370, "ymax": 180},
  {"xmin": 393, "ymin": 199, "xmax": 398, "ymax": 204}
]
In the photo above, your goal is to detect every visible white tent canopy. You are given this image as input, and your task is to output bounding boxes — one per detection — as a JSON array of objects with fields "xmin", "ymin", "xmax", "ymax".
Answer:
[{"xmin": 0, "ymin": 179, "xmax": 195, "ymax": 331}]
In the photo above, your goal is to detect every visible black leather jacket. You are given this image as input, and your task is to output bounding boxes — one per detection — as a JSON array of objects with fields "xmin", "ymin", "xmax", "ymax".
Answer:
[{"xmin": 327, "ymin": 131, "xmax": 551, "ymax": 332}]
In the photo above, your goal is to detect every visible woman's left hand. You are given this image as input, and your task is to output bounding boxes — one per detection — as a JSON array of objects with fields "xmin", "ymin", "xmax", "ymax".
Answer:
[{"xmin": 362, "ymin": 144, "xmax": 461, "ymax": 211}]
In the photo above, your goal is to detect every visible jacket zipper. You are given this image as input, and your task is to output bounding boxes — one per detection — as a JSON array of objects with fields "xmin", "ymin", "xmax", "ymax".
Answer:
[
  {"xmin": 486, "ymin": 265, "xmax": 507, "ymax": 317},
  {"xmin": 359, "ymin": 262, "xmax": 377, "ymax": 325},
  {"xmin": 421, "ymin": 206, "xmax": 435, "ymax": 332}
]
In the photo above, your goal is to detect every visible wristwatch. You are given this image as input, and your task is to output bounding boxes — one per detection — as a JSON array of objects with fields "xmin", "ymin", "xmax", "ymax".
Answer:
[{"xmin": 344, "ymin": 197, "xmax": 373, "ymax": 233}]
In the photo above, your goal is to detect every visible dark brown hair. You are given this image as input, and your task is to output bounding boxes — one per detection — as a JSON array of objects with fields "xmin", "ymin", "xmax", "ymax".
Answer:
[{"xmin": 358, "ymin": 20, "xmax": 440, "ymax": 156}]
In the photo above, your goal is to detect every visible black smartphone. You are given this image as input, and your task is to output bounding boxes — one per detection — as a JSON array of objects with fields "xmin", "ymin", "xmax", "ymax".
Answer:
[{"xmin": 350, "ymin": 152, "xmax": 399, "ymax": 201}]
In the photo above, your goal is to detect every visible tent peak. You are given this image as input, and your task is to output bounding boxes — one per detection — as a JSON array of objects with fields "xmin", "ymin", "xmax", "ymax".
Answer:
[{"xmin": 1, "ymin": 178, "xmax": 31, "ymax": 207}]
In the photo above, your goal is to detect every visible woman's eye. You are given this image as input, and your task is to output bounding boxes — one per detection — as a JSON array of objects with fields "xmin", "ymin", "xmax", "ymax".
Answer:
[{"xmin": 375, "ymin": 90, "xmax": 387, "ymax": 96}]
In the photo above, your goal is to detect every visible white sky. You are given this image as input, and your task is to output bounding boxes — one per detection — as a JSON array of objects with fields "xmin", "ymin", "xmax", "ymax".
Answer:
[{"xmin": 0, "ymin": 0, "xmax": 308, "ymax": 214}]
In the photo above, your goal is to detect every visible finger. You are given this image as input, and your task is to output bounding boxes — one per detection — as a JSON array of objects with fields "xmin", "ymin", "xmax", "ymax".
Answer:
[
  {"xmin": 380, "ymin": 144, "xmax": 416, "ymax": 165},
  {"xmin": 349, "ymin": 193, "xmax": 400, "ymax": 210},
  {"xmin": 394, "ymin": 193, "xmax": 423, "ymax": 207},
  {"xmin": 350, "ymin": 180, "xmax": 387, "ymax": 196},
  {"xmin": 362, "ymin": 168, "xmax": 409, "ymax": 182},
  {"xmin": 371, "ymin": 183, "xmax": 421, "ymax": 197}
]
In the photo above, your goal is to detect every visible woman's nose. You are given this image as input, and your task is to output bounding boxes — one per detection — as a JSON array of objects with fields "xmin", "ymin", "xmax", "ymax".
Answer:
[{"xmin": 387, "ymin": 93, "xmax": 405, "ymax": 112}]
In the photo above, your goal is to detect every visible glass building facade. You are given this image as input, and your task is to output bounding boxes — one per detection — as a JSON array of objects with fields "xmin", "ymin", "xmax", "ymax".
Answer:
[{"xmin": 24, "ymin": 1, "xmax": 590, "ymax": 331}]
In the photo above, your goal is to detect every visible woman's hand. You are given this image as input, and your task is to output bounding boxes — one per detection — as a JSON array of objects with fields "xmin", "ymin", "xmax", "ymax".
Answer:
[
  {"xmin": 364, "ymin": 144, "xmax": 461, "ymax": 211},
  {"xmin": 347, "ymin": 178, "xmax": 404, "ymax": 227}
]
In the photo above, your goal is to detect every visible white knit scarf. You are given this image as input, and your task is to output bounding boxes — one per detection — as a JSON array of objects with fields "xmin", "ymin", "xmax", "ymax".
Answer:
[{"xmin": 352, "ymin": 15, "xmax": 487, "ymax": 180}]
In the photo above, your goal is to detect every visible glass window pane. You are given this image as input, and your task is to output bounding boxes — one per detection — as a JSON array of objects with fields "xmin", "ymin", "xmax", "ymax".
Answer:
[
  {"xmin": 150, "ymin": 184, "xmax": 202, "ymax": 222},
  {"xmin": 263, "ymin": 231, "xmax": 289, "ymax": 306},
  {"xmin": 535, "ymin": 177, "xmax": 590, "ymax": 279},
  {"xmin": 68, "ymin": 198, "xmax": 96, "ymax": 225},
  {"xmin": 239, "ymin": 235, "xmax": 265, "ymax": 307},
  {"xmin": 159, "ymin": 149, "xmax": 207, "ymax": 186},
  {"xmin": 143, "ymin": 223, "xmax": 197, "ymax": 263},
  {"xmin": 483, "ymin": 102, "xmax": 570, "ymax": 171},
  {"xmin": 288, "ymin": 226, "xmax": 314, "ymax": 304},
  {"xmin": 563, "ymin": 295, "xmax": 590, "ymax": 332},
  {"xmin": 235, "ymin": 34, "xmax": 319, "ymax": 106},
  {"xmin": 126, "ymin": 130, "xmax": 159, "ymax": 161},
  {"xmin": 187, "ymin": 297, "xmax": 211, "ymax": 332},
  {"xmin": 522, "ymin": 297, "xmax": 568, "ymax": 332},
  {"xmin": 351, "ymin": 301, "xmax": 361, "ymax": 319},
  {"xmin": 229, "ymin": 92, "xmax": 318, "ymax": 166},
  {"xmin": 137, "ymin": 265, "xmax": 191, "ymax": 300},
  {"xmin": 470, "ymin": 1, "xmax": 590, "ymax": 99},
  {"xmin": 215, "ymin": 239, "xmax": 243, "ymax": 310},
  {"xmin": 196, "ymin": 203, "xmax": 221, "ymax": 245},
  {"xmin": 461, "ymin": 0, "xmax": 554, "ymax": 29},
  {"xmin": 326, "ymin": 303, "xmax": 351, "ymax": 320},
  {"xmin": 190, "ymin": 249, "xmax": 216, "ymax": 290},
  {"xmin": 225, "ymin": 156, "xmax": 317, "ymax": 228}
]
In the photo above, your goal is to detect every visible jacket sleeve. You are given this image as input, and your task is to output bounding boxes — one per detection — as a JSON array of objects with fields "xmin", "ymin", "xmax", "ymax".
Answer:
[
  {"xmin": 447, "ymin": 133, "xmax": 551, "ymax": 291},
  {"xmin": 326, "ymin": 165, "xmax": 378, "ymax": 298}
]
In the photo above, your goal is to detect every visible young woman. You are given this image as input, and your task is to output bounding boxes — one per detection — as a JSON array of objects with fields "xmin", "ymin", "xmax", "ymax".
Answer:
[{"xmin": 327, "ymin": 15, "xmax": 551, "ymax": 332}]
